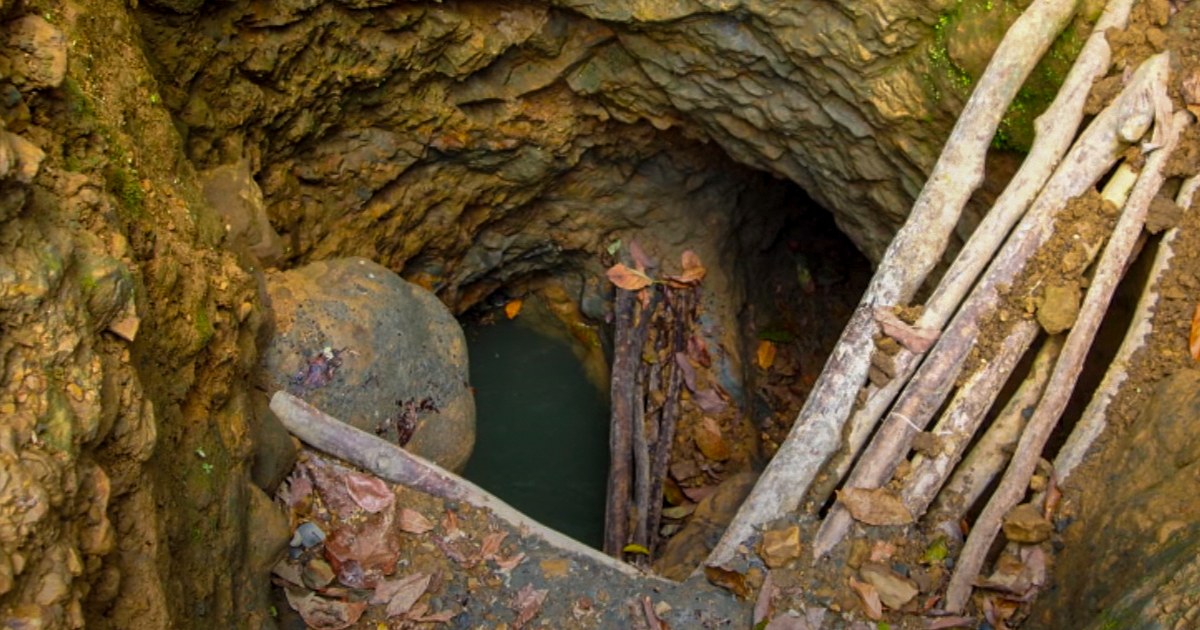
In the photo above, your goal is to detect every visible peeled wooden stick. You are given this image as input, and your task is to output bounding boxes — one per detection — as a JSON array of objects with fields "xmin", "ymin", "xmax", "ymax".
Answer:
[
  {"xmin": 1054, "ymin": 172, "xmax": 1200, "ymax": 483},
  {"xmin": 632, "ymin": 290, "xmax": 663, "ymax": 559},
  {"xmin": 703, "ymin": 0, "xmax": 1080, "ymax": 570},
  {"xmin": 606, "ymin": 289, "xmax": 638, "ymax": 556},
  {"xmin": 814, "ymin": 0, "xmax": 1136, "ymax": 503},
  {"xmin": 269, "ymin": 391, "xmax": 650, "ymax": 579},
  {"xmin": 902, "ymin": 162, "xmax": 1141, "ymax": 519},
  {"xmin": 810, "ymin": 52, "xmax": 1173, "ymax": 561},
  {"xmin": 930, "ymin": 335, "xmax": 1064, "ymax": 522},
  {"xmin": 944, "ymin": 109, "xmax": 1188, "ymax": 614}
]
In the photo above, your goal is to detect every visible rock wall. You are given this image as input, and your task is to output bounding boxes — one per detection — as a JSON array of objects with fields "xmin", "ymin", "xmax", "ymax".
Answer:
[
  {"xmin": 133, "ymin": 0, "xmax": 981, "ymax": 277},
  {"xmin": 0, "ymin": 2, "xmax": 285, "ymax": 628}
]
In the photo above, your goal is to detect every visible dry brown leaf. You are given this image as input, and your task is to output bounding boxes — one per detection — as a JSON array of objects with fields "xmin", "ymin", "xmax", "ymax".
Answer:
[
  {"xmin": 505, "ymin": 299, "xmax": 523, "ymax": 319},
  {"xmin": 607, "ymin": 263, "xmax": 654, "ymax": 291},
  {"xmin": 412, "ymin": 609, "xmax": 458, "ymax": 624},
  {"xmin": 692, "ymin": 388, "xmax": 728, "ymax": 415},
  {"xmin": 757, "ymin": 340, "xmax": 777, "ymax": 370},
  {"xmin": 874, "ymin": 307, "xmax": 940, "ymax": 353},
  {"xmin": 511, "ymin": 583, "xmax": 549, "ymax": 629},
  {"xmin": 753, "ymin": 570, "xmax": 775, "ymax": 625},
  {"xmin": 682, "ymin": 485, "xmax": 716, "ymax": 503},
  {"xmin": 285, "ymin": 590, "xmax": 367, "ymax": 630},
  {"xmin": 399, "ymin": 508, "xmax": 434, "ymax": 534},
  {"xmin": 674, "ymin": 352, "xmax": 698, "ymax": 391},
  {"xmin": 344, "ymin": 472, "xmax": 394, "ymax": 514},
  {"xmin": 495, "ymin": 552, "xmax": 526, "ymax": 571},
  {"xmin": 1190, "ymin": 303, "xmax": 1200, "ymax": 361},
  {"xmin": 837, "ymin": 487, "xmax": 914, "ymax": 526},
  {"xmin": 694, "ymin": 416, "xmax": 731, "ymax": 461},
  {"xmin": 668, "ymin": 250, "xmax": 707, "ymax": 285},
  {"xmin": 480, "ymin": 530, "xmax": 507, "ymax": 560},
  {"xmin": 848, "ymin": 576, "xmax": 883, "ymax": 620},
  {"xmin": 642, "ymin": 595, "xmax": 666, "ymax": 630},
  {"xmin": 375, "ymin": 573, "xmax": 431, "ymax": 617},
  {"xmin": 926, "ymin": 617, "xmax": 977, "ymax": 629}
]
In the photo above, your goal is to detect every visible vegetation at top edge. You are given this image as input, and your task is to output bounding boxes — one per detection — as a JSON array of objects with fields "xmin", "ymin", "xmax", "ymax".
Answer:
[{"xmin": 924, "ymin": 0, "xmax": 1089, "ymax": 153}]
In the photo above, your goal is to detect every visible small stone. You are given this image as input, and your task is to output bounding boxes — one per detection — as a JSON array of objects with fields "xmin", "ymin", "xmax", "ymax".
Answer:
[
  {"xmin": 1002, "ymin": 503, "xmax": 1054, "ymax": 543},
  {"xmin": 302, "ymin": 558, "xmax": 336, "ymax": 589},
  {"xmin": 108, "ymin": 316, "xmax": 140, "ymax": 342},
  {"xmin": 694, "ymin": 417, "xmax": 731, "ymax": 461},
  {"xmin": 847, "ymin": 538, "xmax": 870, "ymax": 569},
  {"xmin": 1037, "ymin": 283, "xmax": 1081, "ymax": 335},
  {"xmin": 758, "ymin": 525, "xmax": 801, "ymax": 568},
  {"xmin": 859, "ymin": 563, "xmax": 919, "ymax": 609},
  {"xmin": 291, "ymin": 521, "xmax": 325, "ymax": 548}
]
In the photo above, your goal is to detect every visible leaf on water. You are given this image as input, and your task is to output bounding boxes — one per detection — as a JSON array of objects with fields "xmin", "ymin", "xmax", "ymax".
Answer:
[
  {"xmin": 505, "ymin": 299, "xmax": 523, "ymax": 319},
  {"xmin": 675, "ymin": 352, "xmax": 698, "ymax": 392},
  {"xmin": 344, "ymin": 472, "xmax": 394, "ymax": 514},
  {"xmin": 285, "ymin": 589, "xmax": 367, "ymax": 630},
  {"xmin": 623, "ymin": 543, "xmax": 651, "ymax": 555},
  {"xmin": 668, "ymin": 250, "xmax": 707, "ymax": 285},
  {"xmin": 511, "ymin": 583, "xmax": 549, "ymax": 629},
  {"xmin": 693, "ymin": 388, "xmax": 728, "ymax": 415},
  {"xmin": 399, "ymin": 508, "xmax": 434, "ymax": 534},
  {"xmin": 704, "ymin": 565, "xmax": 751, "ymax": 599},
  {"xmin": 607, "ymin": 263, "xmax": 654, "ymax": 291},
  {"xmin": 874, "ymin": 307, "xmax": 939, "ymax": 353},
  {"xmin": 629, "ymin": 239, "xmax": 657, "ymax": 271},
  {"xmin": 848, "ymin": 576, "xmax": 883, "ymax": 621},
  {"xmin": 1190, "ymin": 303, "xmax": 1200, "ymax": 361},
  {"xmin": 757, "ymin": 340, "xmax": 776, "ymax": 370},
  {"xmin": 837, "ymin": 487, "xmax": 914, "ymax": 526}
]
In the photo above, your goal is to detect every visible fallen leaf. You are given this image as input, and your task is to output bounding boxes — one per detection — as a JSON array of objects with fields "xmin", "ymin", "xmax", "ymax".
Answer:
[
  {"xmin": 757, "ymin": 340, "xmax": 776, "ymax": 370},
  {"xmin": 607, "ymin": 263, "xmax": 654, "ymax": 291},
  {"xmin": 874, "ymin": 307, "xmax": 939, "ymax": 353},
  {"xmin": 642, "ymin": 595, "xmax": 666, "ymax": 630},
  {"xmin": 703, "ymin": 565, "xmax": 751, "ymax": 599},
  {"xmin": 661, "ymin": 503, "xmax": 696, "ymax": 520},
  {"xmin": 373, "ymin": 573, "xmax": 431, "ymax": 617},
  {"xmin": 849, "ymin": 576, "xmax": 883, "ymax": 620},
  {"xmin": 623, "ymin": 543, "xmax": 651, "ymax": 555},
  {"xmin": 480, "ymin": 531, "xmax": 507, "ymax": 560},
  {"xmin": 688, "ymin": 335, "xmax": 712, "ymax": 367},
  {"xmin": 287, "ymin": 475, "xmax": 313, "ymax": 508},
  {"xmin": 1187, "ymin": 303, "xmax": 1198, "ymax": 360},
  {"xmin": 675, "ymin": 352, "xmax": 698, "ymax": 392},
  {"xmin": 511, "ymin": 583, "xmax": 549, "ymax": 629},
  {"xmin": 682, "ymin": 485, "xmax": 716, "ymax": 503},
  {"xmin": 324, "ymin": 511, "xmax": 402, "ymax": 588},
  {"xmin": 669, "ymin": 250, "xmax": 707, "ymax": 285},
  {"xmin": 285, "ymin": 589, "xmax": 367, "ymax": 630},
  {"xmin": 108, "ymin": 315, "xmax": 140, "ymax": 342},
  {"xmin": 753, "ymin": 570, "xmax": 774, "ymax": 625},
  {"xmin": 692, "ymin": 388, "xmax": 728, "ymax": 415},
  {"xmin": 837, "ymin": 487, "xmax": 914, "ymax": 526},
  {"xmin": 399, "ymin": 508, "xmax": 434, "ymax": 534},
  {"xmin": 344, "ymin": 472, "xmax": 394, "ymax": 514},
  {"xmin": 495, "ymin": 552, "xmax": 525, "ymax": 571},
  {"xmin": 763, "ymin": 612, "xmax": 811, "ymax": 630},
  {"xmin": 629, "ymin": 239, "xmax": 656, "ymax": 271},
  {"xmin": 505, "ymin": 299, "xmax": 523, "ymax": 319},
  {"xmin": 606, "ymin": 239, "xmax": 622, "ymax": 255}
]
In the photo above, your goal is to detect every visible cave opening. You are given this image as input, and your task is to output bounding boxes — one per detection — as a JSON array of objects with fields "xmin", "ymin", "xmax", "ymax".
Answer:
[{"xmin": 448, "ymin": 160, "xmax": 873, "ymax": 557}]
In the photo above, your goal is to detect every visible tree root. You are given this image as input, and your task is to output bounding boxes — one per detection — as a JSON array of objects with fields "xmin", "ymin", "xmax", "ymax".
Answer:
[
  {"xmin": 703, "ymin": 0, "xmax": 1081, "ymax": 571},
  {"xmin": 1054, "ymin": 172, "xmax": 1200, "ymax": 483},
  {"xmin": 269, "ymin": 391, "xmax": 652, "ymax": 580},
  {"xmin": 944, "ymin": 108, "xmax": 1189, "ymax": 613}
]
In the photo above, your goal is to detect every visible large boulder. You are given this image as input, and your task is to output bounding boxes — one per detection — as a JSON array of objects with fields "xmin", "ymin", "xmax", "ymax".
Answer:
[{"xmin": 261, "ymin": 257, "xmax": 475, "ymax": 472}]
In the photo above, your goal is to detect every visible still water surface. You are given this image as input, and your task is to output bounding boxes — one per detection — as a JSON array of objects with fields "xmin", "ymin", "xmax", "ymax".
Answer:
[{"xmin": 462, "ymin": 317, "xmax": 610, "ymax": 549}]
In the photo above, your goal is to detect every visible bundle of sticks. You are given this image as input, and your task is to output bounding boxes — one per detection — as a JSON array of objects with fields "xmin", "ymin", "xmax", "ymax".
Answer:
[
  {"xmin": 605, "ymin": 281, "xmax": 697, "ymax": 562},
  {"xmin": 701, "ymin": 0, "xmax": 1197, "ymax": 613}
]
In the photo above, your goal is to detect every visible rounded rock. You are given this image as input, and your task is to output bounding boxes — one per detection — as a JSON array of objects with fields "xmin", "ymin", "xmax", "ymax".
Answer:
[{"xmin": 261, "ymin": 257, "xmax": 475, "ymax": 471}]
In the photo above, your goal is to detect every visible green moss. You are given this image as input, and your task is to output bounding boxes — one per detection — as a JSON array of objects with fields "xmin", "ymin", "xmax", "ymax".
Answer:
[{"xmin": 194, "ymin": 304, "xmax": 215, "ymax": 349}]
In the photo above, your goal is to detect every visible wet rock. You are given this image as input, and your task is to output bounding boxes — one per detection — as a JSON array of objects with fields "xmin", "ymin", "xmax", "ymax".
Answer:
[
  {"xmin": 74, "ymin": 248, "xmax": 133, "ymax": 331},
  {"xmin": 859, "ymin": 563, "xmax": 918, "ymax": 610},
  {"xmin": 249, "ymin": 391, "xmax": 299, "ymax": 493},
  {"xmin": 199, "ymin": 159, "xmax": 285, "ymax": 266},
  {"xmin": 1037, "ymin": 282, "xmax": 1081, "ymax": 335},
  {"xmin": 261, "ymin": 257, "xmax": 475, "ymax": 472},
  {"xmin": 0, "ymin": 131, "xmax": 44, "ymax": 184},
  {"xmin": 1002, "ymin": 503, "xmax": 1054, "ymax": 544},
  {"xmin": 655, "ymin": 472, "xmax": 758, "ymax": 581},
  {"xmin": 757, "ymin": 524, "xmax": 801, "ymax": 569},
  {"xmin": 3, "ymin": 16, "xmax": 66, "ymax": 91}
]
